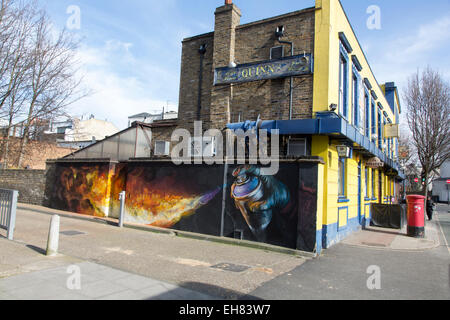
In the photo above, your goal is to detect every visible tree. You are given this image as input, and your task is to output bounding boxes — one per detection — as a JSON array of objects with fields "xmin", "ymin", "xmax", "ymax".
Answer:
[
  {"xmin": 17, "ymin": 10, "xmax": 86, "ymax": 167},
  {"xmin": 403, "ymin": 67, "xmax": 450, "ymax": 199},
  {"xmin": 0, "ymin": 0, "xmax": 88, "ymax": 168},
  {"xmin": 0, "ymin": 0, "xmax": 34, "ymax": 166}
]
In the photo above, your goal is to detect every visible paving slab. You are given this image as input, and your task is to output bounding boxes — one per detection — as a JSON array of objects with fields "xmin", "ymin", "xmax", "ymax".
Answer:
[
  {"xmin": 0, "ymin": 238, "xmax": 218, "ymax": 300},
  {"xmin": 5, "ymin": 205, "xmax": 307, "ymax": 299},
  {"xmin": 341, "ymin": 222, "xmax": 440, "ymax": 251}
]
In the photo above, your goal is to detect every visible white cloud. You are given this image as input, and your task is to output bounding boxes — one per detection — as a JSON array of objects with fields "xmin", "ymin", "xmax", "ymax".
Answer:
[
  {"xmin": 71, "ymin": 40, "xmax": 179, "ymax": 130},
  {"xmin": 385, "ymin": 15, "xmax": 450, "ymax": 62}
]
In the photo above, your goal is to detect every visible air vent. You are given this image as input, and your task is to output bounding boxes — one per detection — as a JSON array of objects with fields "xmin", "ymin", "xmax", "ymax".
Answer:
[
  {"xmin": 154, "ymin": 141, "xmax": 170, "ymax": 156},
  {"xmin": 270, "ymin": 46, "xmax": 284, "ymax": 60},
  {"xmin": 287, "ymin": 139, "xmax": 307, "ymax": 157},
  {"xmin": 189, "ymin": 137, "xmax": 217, "ymax": 157}
]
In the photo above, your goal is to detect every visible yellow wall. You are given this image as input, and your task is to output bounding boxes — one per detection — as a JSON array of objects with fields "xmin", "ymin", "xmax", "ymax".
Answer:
[
  {"xmin": 314, "ymin": 0, "xmax": 397, "ymax": 133},
  {"xmin": 313, "ymin": 0, "xmax": 398, "ymax": 233}
]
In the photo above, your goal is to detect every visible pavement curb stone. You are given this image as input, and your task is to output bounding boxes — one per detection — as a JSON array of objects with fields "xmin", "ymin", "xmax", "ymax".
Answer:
[{"xmin": 18, "ymin": 203, "xmax": 317, "ymax": 259}]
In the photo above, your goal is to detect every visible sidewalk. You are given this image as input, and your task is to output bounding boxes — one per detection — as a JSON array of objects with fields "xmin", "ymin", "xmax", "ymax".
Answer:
[
  {"xmin": 0, "ymin": 238, "xmax": 216, "ymax": 300},
  {"xmin": 0, "ymin": 204, "xmax": 307, "ymax": 300},
  {"xmin": 341, "ymin": 220, "xmax": 440, "ymax": 251}
]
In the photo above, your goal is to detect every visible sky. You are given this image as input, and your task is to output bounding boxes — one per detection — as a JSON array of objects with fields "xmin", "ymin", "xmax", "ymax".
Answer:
[{"xmin": 41, "ymin": 0, "xmax": 450, "ymax": 130}]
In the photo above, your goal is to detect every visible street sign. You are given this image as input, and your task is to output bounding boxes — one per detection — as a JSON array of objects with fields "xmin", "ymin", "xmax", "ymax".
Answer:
[
  {"xmin": 446, "ymin": 179, "xmax": 450, "ymax": 184},
  {"xmin": 384, "ymin": 124, "xmax": 399, "ymax": 138}
]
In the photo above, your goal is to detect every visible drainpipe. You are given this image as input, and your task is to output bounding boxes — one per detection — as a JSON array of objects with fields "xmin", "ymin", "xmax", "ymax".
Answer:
[
  {"xmin": 197, "ymin": 44, "xmax": 207, "ymax": 121},
  {"xmin": 276, "ymin": 37, "xmax": 294, "ymax": 120}
]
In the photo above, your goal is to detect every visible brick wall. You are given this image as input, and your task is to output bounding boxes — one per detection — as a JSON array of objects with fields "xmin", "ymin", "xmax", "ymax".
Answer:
[
  {"xmin": 0, "ymin": 137, "xmax": 76, "ymax": 170},
  {"xmin": 178, "ymin": 5, "xmax": 315, "ymax": 133},
  {"xmin": 0, "ymin": 169, "xmax": 46, "ymax": 205}
]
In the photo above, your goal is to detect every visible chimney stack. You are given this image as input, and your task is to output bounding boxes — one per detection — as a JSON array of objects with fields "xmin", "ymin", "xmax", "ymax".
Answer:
[{"xmin": 225, "ymin": 0, "xmax": 232, "ymax": 4}]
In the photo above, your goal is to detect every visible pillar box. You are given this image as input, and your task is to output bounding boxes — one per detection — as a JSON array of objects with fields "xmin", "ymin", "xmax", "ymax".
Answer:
[{"xmin": 406, "ymin": 195, "xmax": 425, "ymax": 238}]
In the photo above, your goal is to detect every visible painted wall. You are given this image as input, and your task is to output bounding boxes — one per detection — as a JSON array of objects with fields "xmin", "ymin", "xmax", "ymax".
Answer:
[
  {"xmin": 312, "ymin": 0, "xmax": 401, "ymax": 248},
  {"xmin": 46, "ymin": 161, "xmax": 321, "ymax": 252},
  {"xmin": 49, "ymin": 162, "xmax": 115, "ymax": 217}
]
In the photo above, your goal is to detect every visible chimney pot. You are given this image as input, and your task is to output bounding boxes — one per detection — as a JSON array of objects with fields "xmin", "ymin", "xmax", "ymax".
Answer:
[{"xmin": 225, "ymin": 0, "xmax": 232, "ymax": 4}]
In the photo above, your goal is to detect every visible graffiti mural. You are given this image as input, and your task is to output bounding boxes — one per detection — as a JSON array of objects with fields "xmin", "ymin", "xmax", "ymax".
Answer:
[
  {"xmin": 123, "ymin": 163, "xmax": 224, "ymax": 235},
  {"xmin": 50, "ymin": 163, "xmax": 114, "ymax": 217},
  {"xmin": 47, "ymin": 161, "xmax": 319, "ymax": 252},
  {"xmin": 224, "ymin": 163, "xmax": 318, "ymax": 250},
  {"xmin": 230, "ymin": 165, "xmax": 291, "ymax": 241}
]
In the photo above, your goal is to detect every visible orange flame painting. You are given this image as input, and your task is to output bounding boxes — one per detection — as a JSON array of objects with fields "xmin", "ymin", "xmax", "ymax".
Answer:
[
  {"xmin": 53, "ymin": 164, "xmax": 113, "ymax": 217},
  {"xmin": 124, "ymin": 167, "xmax": 222, "ymax": 227}
]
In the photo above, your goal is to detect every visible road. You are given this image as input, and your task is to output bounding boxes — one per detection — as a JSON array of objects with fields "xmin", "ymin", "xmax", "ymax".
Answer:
[
  {"xmin": 1, "ymin": 204, "xmax": 449, "ymax": 300},
  {"xmin": 436, "ymin": 204, "xmax": 450, "ymax": 255},
  {"xmin": 245, "ymin": 204, "xmax": 450, "ymax": 300}
]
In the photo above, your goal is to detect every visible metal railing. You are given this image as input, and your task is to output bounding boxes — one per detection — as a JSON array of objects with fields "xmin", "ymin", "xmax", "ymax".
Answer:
[{"xmin": 0, "ymin": 189, "xmax": 18, "ymax": 240}]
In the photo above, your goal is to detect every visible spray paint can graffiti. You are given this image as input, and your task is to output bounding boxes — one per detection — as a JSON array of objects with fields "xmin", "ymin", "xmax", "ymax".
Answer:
[{"xmin": 231, "ymin": 169, "xmax": 272, "ymax": 240}]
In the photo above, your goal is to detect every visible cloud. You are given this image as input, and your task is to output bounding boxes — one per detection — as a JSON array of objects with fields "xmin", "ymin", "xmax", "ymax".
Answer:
[
  {"xmin": 364, "ymin": 14, "xmax": 450, "ymax": 97},
  {"xmin": 385, "ymin": 15, "xmax": 450, "ymax": 63},
  {"xmin": 71, "ymin": 40, "xmax": 179, "ymax": 130}
]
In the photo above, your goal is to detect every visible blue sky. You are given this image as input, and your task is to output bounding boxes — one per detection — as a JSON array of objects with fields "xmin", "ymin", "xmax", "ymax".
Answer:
[{"xmin": 41, "ymin": 0, "xmax": 450, "ymax": 130}]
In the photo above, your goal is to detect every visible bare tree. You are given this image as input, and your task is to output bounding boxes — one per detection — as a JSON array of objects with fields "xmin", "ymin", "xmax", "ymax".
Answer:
[
  {"xmin": 404, "ymin": 67, "xmax": 450, "ymax": 199},
  {"xmin": 0, "ymin": 0, "xmax": 35, "ymax": 166},
  {"xmin": 16, "ymin": 8, "xmax": 87, "ymax": 167}
]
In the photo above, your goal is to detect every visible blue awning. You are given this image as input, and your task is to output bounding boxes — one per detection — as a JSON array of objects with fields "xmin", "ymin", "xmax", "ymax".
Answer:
[{"xmin": 226, "ymin": 113, "xmax": 405, "ymax": 180}]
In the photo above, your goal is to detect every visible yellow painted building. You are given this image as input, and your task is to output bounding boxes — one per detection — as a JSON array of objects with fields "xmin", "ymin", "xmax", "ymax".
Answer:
[{"xmin": 312, "ymin": 0, "xmax": 403, "ymax": 248}]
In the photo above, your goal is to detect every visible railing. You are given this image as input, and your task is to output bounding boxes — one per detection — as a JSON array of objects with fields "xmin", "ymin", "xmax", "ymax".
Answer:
[{"xmin": 0, "ymin": 189, "xmax": 18, "ymax": 240}]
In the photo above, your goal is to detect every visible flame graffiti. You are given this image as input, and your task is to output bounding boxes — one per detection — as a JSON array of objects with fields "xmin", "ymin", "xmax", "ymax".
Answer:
[
  {"xmin": 124, "ymin": 187, "xmax": 222, "ymax": 228},
  {"xmin": 54, "ymin": 165, "xmax": 222, "ymax": 228},
  {"xmin": 54, "ymin": 165, "xmax": 112, "ymax": 217}
]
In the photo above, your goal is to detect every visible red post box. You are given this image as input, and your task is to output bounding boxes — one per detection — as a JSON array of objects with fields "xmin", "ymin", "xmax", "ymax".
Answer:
[{"xmin": 406, "ymin": 195, "xmax": 426, "ymax": 238}]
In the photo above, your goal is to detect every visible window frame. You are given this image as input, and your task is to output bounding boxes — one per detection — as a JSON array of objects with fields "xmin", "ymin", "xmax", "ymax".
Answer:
[
  {"xmin": 338, "ymin": 157, "xmax": 347, "ymax": 199},
  {"xmin": 338, "ymin": 45, "xmax": 349, "ymax": 120},
  {"xmin": 352, "ymin": 70, "xmax": 359, "ymax": 127},
  {"xmin": 364, "ymin": 89, "xmax": 370, "ymax": 138},
  {"xmin": 372, "ymin": 168, "xmax": 376, "ymax": 199},
  {"xmin": 365, "ymin": 167, "xmax": 369, "ymax": 198}
]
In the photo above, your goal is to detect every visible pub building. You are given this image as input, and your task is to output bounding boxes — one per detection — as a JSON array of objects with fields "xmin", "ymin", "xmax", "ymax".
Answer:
[{"xmin": 55, "ymin": 0, "xmax": 404, "ymax": 254}]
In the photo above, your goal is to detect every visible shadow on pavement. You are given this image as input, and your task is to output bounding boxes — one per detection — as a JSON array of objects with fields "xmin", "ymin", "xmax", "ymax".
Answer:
[
  {"xmin": 363, "ymin": 227, "xmax": 403, "ymax": 236},
  {"xmin": 148, "ymin": 282, "xmax": 263, "ymax": 301},
  {"xmin": 25, "ymin": 244, "xmax": 46, "ymax": 255}
]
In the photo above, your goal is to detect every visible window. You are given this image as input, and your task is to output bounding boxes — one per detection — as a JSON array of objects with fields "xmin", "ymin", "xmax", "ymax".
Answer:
[
  {"xmin": 339, "ymin": 54, "xmax": 348, "ymax": 119},
  {"xmin": 352, "ymin": 72, "xmax": 358, "ymax": 127},
  {"xmin": 372, "ymin": 169, "xmax": 376, "ymax": 199},
  {"xmin": 287, "ymin": 139, "xmax": 307, "ymax": 157},
  {"xmin": 371, "ymin": 100, "xmax": 376, "ymax": 141},
  {"xmin": 378, "ymin": 110, "xmax": 382, "ymax": 149},
  {"xmin": 338, "ymin": 157, "xmax": 346, "ymax": 198},
  {"xmin": 365, "ymin": 91, "xmax": 370, "ymax": 137},
  {"xmin": 365, "ymin": 167, "xmax": 369, "ymax": 198}
]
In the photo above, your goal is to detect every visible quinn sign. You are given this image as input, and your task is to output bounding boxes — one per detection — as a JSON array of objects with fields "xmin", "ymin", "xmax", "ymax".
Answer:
[{"xmin": 214, "ymin": 54, "xmax": 313, "ymax": 85}]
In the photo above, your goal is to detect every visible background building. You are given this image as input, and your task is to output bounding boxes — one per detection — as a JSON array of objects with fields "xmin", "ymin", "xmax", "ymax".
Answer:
[
  {"xmin": 432, "ymin": 160, "xmax": 450, "ymax": 203},
  {"xmin": 128, "ymin": 110, "xmax": 178, "ymax": 128}
]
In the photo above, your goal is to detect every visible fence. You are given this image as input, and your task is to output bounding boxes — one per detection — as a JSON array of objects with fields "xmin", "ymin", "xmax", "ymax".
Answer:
[{"xmin": 0, "ymin": 189, "xmax": 19, "ymax": 240}]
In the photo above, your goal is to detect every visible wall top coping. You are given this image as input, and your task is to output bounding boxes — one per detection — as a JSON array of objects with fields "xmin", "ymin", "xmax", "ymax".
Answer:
[
  {"xmin": 46, "ymin": 158, "xmax": 119, "ymax": 164},
  {"xmin": 182, "ymin": 6, "xmax": 316, "ymax": 43}
]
